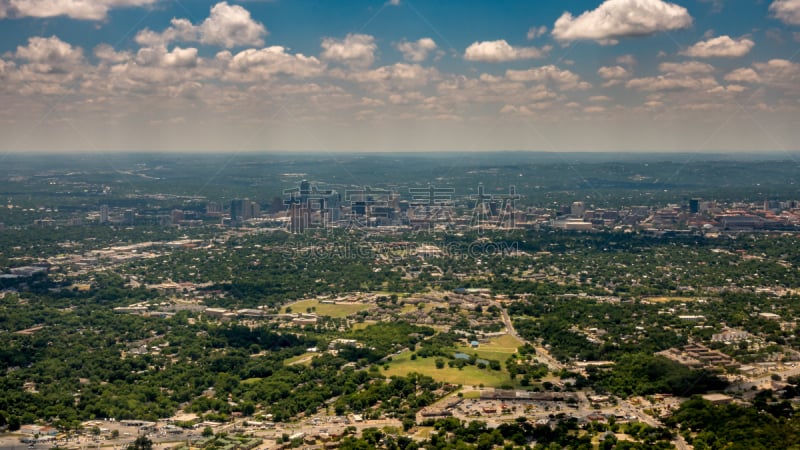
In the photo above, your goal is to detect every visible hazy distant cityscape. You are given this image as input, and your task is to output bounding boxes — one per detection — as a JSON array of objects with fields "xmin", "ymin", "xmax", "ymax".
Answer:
[{"xmin": 3, "ymin": 0, "xmax": 800, "ymax": 448}]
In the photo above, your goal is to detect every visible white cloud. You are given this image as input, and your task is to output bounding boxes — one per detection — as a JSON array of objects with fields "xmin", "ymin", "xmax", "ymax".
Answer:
[
  {"xmin": 135, "ymin": 46, "xmax": 198, "ymax": 68},
  {"xmin": 616, "ymin": 54, "xmax": 637, "ymax": 66},
  {"xmin": 0, "ymin": 59, "xmax": 12, "ymax": 77},
  {"xmin": 321, "ymin": 33, "xmax": 377, "ymax": 69},
  {"xmin": 343, "ymin": 63, "xmax": 439, "ymax": 90},
  {"xmin": 463, "ymin": 40, "xmax": 549, "ymax": 62},
  {"xmin": 224, "ymin": 46, "xmax": 325, "ymax": 81},
  {"xmin": 771, "ymin": 0, "xmax": 800, "ymax": 25},
  {"xmin": 598, "ymin": 65, "xmax": 631, "ymax": 87},
  {"xmin": 527, "ymin": 25, "xmax": 548, "ymax": 40},
  {"xmin": 753, "ymin": 59, "xmax": 800, "ymax": 88},
  {"xmin": 161, "ymin": 47, "xmax": 198, "ymax": 68},
  {"xmin": 626, "ymin": 74, "xmax": 718, "ymax": 91},
  {"xmin": 552, "ymin": 0, "xmax": 692, "ymax": 44},
  {"xmin": 396, "ymin": 38, "xmax": 437, "ymax": 62},
  {"xmin": 15, "ymin": 35, "xmax": 83, "ymax": 73},
  {"xmin": 681, "ymin": 35, "xmax": 755, "ymax": 58},
  {"xmin": 597, "ymin": 65, "xmax": 630, "ymax": 79},
  {"xmin": 94, "ymin": 44, "xmax": 131, "ymax": 64},
  {"xmin": 722, "ymin": 59, "xmax": 800, "ymax": 89},
  {"xmin": 659, "ymin": 61, "xmax": 715, "ymax": 74},
  {"xmin": 200, "ymin": 2, "xmax": 266, "ymax": 48},
  {"xmin": 135, "ymin": 2, "xmax": 267, "ymax": 49},
  {"xmin": 505, "ymin": 65, "xmax": 590, "ymax": 90},
  {"xmin": 584, "ymin": 105, "xmax": 606, "ymax": 113},
  {"xmin": 0, "ymin": 0, "xmax": 157, "ymax": 20},
  {"xmin": 724, "ymin": 67, "xmax": 761, "ymax": 83}
]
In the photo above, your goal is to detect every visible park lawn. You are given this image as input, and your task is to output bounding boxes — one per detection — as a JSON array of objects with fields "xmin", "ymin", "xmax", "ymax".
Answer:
[
  {"xmin": 400, "ymin": 301, "xmax": 437, "ymax": 314},
  {"xmin": 282, "ymin": 299, "xmax": 372, "ymax": 318},
  {"xmin": 413, "ymin": 427, "xmax": 435, "ymax": 440},
  {"xmin": 383, "ymin": 351, "xmax": 513, "ymax": 388},
  {"xmin": 283, "ymin": 352, "xmax": 316, "ymax": 366},
  {"xmin": 453, "ymin": 334, "xmax": 523, "ymax": 362},
  {"xmin": 351, "ymin": 320, "xmax": 377, "ymax": 330},
  {"xmin": 644, "ymin": 296, "xmax": 702, "ymax": 303}
]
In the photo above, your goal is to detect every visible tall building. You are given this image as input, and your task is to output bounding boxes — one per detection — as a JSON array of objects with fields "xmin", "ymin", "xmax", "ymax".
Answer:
[
  {"xmin": 571, "ymin": 201, "xmax": 586, "ymax": 217},
  {"xmin": 230, "ymin": 199, "xmax": 260, "ymax": 226},
  {"xmin": 689, "ymin": 198, "xmax": 700, "ymax": 214},
  {"xmin": 171, "ymin": 209, "xmax": 184, "ymax": 224},
  {"xmin": 206, "ymin": 202, "xmax": 221, "ymax": 216},
  {"xmin": 123, "ymin": 209, "xmax": 135, "ymax": 226},
  {"xmin": 230, "ymin": 199, "xmax": 249, "ymax": 225},
  {"xmin": 99, "ymin": 205, "xmax": 109, "ymax": 224}
]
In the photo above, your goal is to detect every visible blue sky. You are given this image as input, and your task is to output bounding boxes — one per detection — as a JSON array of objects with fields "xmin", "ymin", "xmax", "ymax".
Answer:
[{"xmin": 0, "ymin": 0, "xmax": 799, "ymax": 153}]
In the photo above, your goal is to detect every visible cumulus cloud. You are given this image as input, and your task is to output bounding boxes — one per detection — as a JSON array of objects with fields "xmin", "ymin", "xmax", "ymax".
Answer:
[
  {"xmin": 463, "ymin": 40, "xmax": 549, "ymax": 62},
  {"xmin": 659, "ymin": 61, "xmax": 715, "ymax": 74},
  {"xmin": 753, "ymin": 59, "xmax": 800, "ymax": 88},
  {"xmin": 722, "ymin": 60, "xmax": 800, "ymax": 89},
  {"xmin": 15, "ymin": 35, "xmax": 84, "ymax": 73},
  {"xmin": 94, "ymin": 44, "xmax": 131, "ymax": 64},
  {"xmin": 343, "ymin": 63, "xmax": 439, "ymax": 90},
  {"xmin": 597, "ymin": 65, "xmax": 630, "ymax": 87},
  {"xmin": 681, "ymin": 35, "xmax": 755, "ymax": 58},
  {"xmin": 321, "ymin": 33, "xmax": 377, "ymax": 69},
  {"xmin": 771, "ymin": 0, "xmax": 800, "ymax": 25},
  {"xmin": 0, "ymin": 0, "xmax": 157, "ymax": 20},
  {"xmin": 626, "ymin": 74, "xmax": 718, "ymax": 91},
  {"xmin": 199, "ymin": 2, "xmax": 266, "ymax": 48},
  {"xmin": 724, "ymin": 67, "xmax": 761, "ymax": 83},
  {"xmin": 505, "ymin": 65, "xmax": 590, "ymax": 90},
  {"xmin": 135, "ymin": 2, "xmax": 267, "ymax": 49},
  {"xmin": 396, "ymin": 38, "xmax": 437, "ymax": 62},
  {"xmin": 552, "ymin": 0, "xmax": 692, "ymax": 44},
  {"xmin": 223, "ymin": 46, "xmax": 325, "ymax": 81},
  {"xmin": 136, "ymin": 46, "xmax": 198, "ymax": 68},
  {"xmin": 597, "ymin": 65, "xmax": 630, "ymax": 79}
]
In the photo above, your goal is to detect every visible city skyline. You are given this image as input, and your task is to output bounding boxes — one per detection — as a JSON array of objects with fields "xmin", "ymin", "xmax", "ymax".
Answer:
[{"xmin": 1, "ymin": 0, "xmax": 799, "ymax": 153}]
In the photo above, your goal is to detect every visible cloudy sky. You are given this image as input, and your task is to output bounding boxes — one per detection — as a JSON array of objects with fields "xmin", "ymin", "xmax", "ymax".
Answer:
[{"xmin": 1, "ymin": 0, "xmax": 799, "ymax": 153}]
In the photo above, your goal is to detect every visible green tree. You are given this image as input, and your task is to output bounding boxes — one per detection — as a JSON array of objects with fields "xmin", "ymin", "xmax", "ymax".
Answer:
[{"xmin": 126, "ymin": 436, "xmax": 153, "ymax": 450}]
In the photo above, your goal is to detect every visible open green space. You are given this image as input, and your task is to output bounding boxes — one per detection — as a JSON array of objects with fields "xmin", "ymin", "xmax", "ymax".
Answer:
[
  {"xmin": 643, "ymin": 296, "xmax": 704, "ymax": 303},
  {"xmin": 283, "ymin": 352, "xmax": 315, "ymax": 366},
  {"xmin": 453, "ymin": 334, "xmax": 523, "ymax": 362},
  {"xmin": 382, "ymin": 350, "xmax": 513, "ymax": 388},
  {"xmin": 282, "ymin": 299, "xmax": 372, "ymax": 318}
]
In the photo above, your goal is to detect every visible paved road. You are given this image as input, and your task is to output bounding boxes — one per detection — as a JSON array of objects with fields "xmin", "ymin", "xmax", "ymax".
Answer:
[{"xmin": 496, "ymin": 303, "xmax": 563, "ymax": 372}]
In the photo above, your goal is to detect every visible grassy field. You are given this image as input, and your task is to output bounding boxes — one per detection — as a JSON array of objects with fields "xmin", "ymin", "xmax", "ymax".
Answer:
[
  {"xmin": 283, "ymin": 352, "xmax": 316, "ymax": 366},
  {"xmin": 351, "ymin": 320, "xmax": 377, "ymax": 330},
  {"xmin": 643, "ymin": 296, "xmax": 702, "ymax": 303},
  {"xmin": 453, "ymin": 334, "xmax": 523, "ymax": 362},
  {"xmin": 400, "ymin": 302, "xmax": 439, "ymax": 314},
  {"xmin": 382, "ymin": 350, "xmax": 514, "ymax": 388},
  {"xmin": 282, "ymin": 299, "xmax": 372, "ymax": 318}
]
